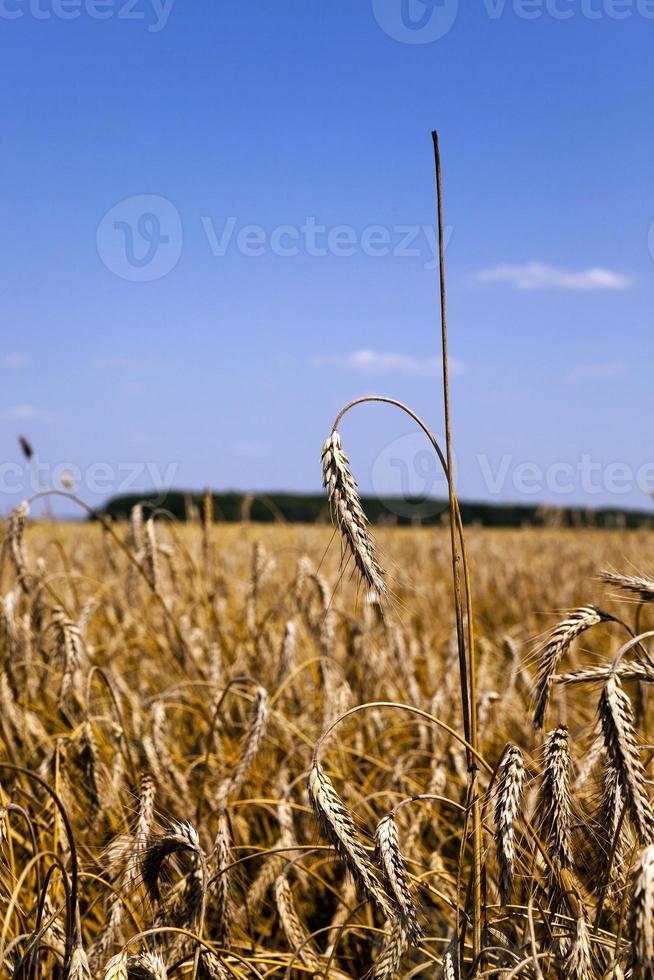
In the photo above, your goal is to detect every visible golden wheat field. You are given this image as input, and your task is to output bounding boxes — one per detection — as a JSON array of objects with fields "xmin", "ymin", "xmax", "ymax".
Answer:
[{"xmin": 2, "ymin": 510, "xmax": 654, "ymax": 979}]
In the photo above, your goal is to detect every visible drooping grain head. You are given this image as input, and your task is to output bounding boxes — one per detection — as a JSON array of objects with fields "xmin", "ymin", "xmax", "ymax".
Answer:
[
  {"xmin": 321, "ymin": 429, "xmax": 387, "ymax": 598},
  {"xmin": 308, "ymin": 760, "xmax": 394, "ymax": 919},
  {"xmin": 374, "ymin": 812, "xmax": 422, "ymax": 944},
  {"xmin": 532, "ymin": 606, "xmax": 612, "ymax": 729}
]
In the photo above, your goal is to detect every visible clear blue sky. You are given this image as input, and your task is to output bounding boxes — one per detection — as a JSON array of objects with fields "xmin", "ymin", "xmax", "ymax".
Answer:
[{"xmin": 1, "ymin": 1, "xmax": 652, "ymax": 515}]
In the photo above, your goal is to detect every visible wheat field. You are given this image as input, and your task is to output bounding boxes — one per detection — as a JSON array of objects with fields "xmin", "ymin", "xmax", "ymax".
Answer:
[{"xmin": 1, "ymin": 502, "xmax": 654, "ymax": 978}]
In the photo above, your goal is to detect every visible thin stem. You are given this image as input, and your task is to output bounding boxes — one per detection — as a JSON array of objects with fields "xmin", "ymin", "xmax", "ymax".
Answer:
[{"xmin": 433, "ymin": 129, "xmax": 482, "ymax": 966}]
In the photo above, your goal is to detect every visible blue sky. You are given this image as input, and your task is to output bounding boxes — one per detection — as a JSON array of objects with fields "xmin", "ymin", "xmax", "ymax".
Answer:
[{"xmin": 1, "ymin": 0, "xmax": 652, "ymax": 515}]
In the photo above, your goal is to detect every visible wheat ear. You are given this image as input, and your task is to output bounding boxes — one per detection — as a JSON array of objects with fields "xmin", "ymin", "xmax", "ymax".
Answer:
[
  {"xmin": 321, "ymin": 429, "xmax": 386, "ymax": 598},
  {"xmin": 124, "ymin": 772, "xmax": 156, "ymax": 891},
  {"xmin": 308, "ymin": 760, "xmax": 394, "ymax": 918},
  {"xmin": 274, "ymin": 874, "xmax": 323, "ymax": 972},
  {"xmin": 630, "ymin": 844, "xmax": 654, "ymax": 979},
  {"xmin": 216, "ymin": 685, "xmax": 269, "ymax": 808},
  {"xmin": 564, "ymin": 912, "xmax": 593, "ymax": 980},
  {"xmin": 370, "ymin": 921, "xmax": 409, "ymax": 980},
  {"xmin": 375, "ymin": 813, "xmax": 422, "ymax": 944},
  {"xmin": 129, "ymin": 951, "xmax": 168, "ymax": 979},
  {"xmin": 212, "ymin": 810, "xmax": 232, "ymax": 946},
  {"xmin": 142, "ymin": 821, "xmax": 205, "ymax": 905},
  {"xmin": 7, "ymin": 501, "xmax": 30, "ymax": 591},
  {"xmin": 442, "ymin": 940, "xmax": 459, "ymax": 979},
  {"xmin": 104, "ymin": 952, "xmax": 129, "ymax": 980},
  {"xmin": 537, "ymin": 726, "xmax": 573, "ymax": 869},
  {"xmin": 533, "ymin": 606, "xmax": 612, "ymax": 729},
  {"xmin": 494, "ymin": 743, "xmax": 526, "ymax": 904},
  {"xmin": 600, "ymin": 570, "xmax": 654, "ymax": 603},
  {"xmin": 599, "ymin": 675, "xmax": 654, "ymax": 843}
]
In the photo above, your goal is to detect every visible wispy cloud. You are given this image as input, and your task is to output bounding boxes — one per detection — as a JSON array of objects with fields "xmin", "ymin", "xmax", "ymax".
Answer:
[
  {"xmin": 474, "ymin": 262, "xmax": 633, "ymax": 292},
  {"xmin": 566, "ymin": 362, "xmax": 628, "ymax": 382},
  {"xmin": 0, "ymin": 404, "xmax": 65, "ymax": 423},
  {"xmin": 93, "ymin": 355, "xmax": 167, "ymax": 371},
  {"xmin": 311, "ymin": 348, "xmax": 467, "ymax": 377},
  {"xmin": 1, "ymin": 354, "xmax": 29, "ymax": 369}
]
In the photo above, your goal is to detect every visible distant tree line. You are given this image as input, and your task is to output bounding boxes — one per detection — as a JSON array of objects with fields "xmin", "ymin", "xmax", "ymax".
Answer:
[{"xmin": 98, "ymin": 491, "xmax": 653, "ymax": 529}]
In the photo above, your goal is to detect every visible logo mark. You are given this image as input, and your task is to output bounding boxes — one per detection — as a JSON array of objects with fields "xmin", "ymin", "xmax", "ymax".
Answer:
[
  {"xmin": 96, "ymin": 195, "xmax": 183, "ymax": 282},
  {"xmin": 371, "ymin": 432, "xmax": 454, "ymax": 521},
  {"xmin": 371, "ymin": 0, "xmax": 459, "ymax": 43}
]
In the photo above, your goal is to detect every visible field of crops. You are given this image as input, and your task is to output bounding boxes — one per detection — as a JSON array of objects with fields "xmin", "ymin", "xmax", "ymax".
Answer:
[{"xmin": 2, "ymin": 506, "xmax": 654, "ymax": 978}]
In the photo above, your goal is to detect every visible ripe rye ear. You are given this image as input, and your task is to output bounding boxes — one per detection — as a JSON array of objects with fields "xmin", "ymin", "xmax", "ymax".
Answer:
[
  {"xmin": 537, "ymin": 726, "xmax": 573, "ymax": 870},
  {"xmin": 494, "ymin": 743, "xmax": 526, "ymax": 904},
  {"xmin": 308, "ymin": 760, "xmax": 394, "ymax": 919},
  {"xmin": 321, "ymin": 430, "xmax": 386, "ymax": 599},
  {"xmin": 532, "ymin": 606, "xmax": 612, "ymax": 729},
  {"xmin": 375, "ymin": 813, "xmax": 422, "ymax": 944},
  {"xmin": 629, "ymin": 844, "xmax": 654, "ymax": 978},
  {"xmin": 599, "ymin": 675, "xmax": 654, "ymax": 844}
]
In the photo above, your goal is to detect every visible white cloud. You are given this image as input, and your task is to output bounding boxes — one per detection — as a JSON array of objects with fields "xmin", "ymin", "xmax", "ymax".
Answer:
[
  {"xmin": 94, "ymin": 355, "xmax": 167, "ymax": 371},
  {"xmin": 311, "ymin": 348, "xmax": 467, "ymax": 377},
  {"xmin": 475, "ymin": 262, "xmax": 633, "ymax": 292},
  {"xmin": 0, "ymin": 404, "xmax": 65, "ymax": 423},
  {"xmin": 566, "ymin": 362, "xmax": 628, "ymax": 382},
  {"xmin": 1, "ymin": 354, "xmax": 29, "ymax": 369}
]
